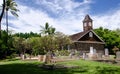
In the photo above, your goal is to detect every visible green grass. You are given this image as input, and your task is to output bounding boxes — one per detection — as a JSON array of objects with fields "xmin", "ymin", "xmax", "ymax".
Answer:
[
  {"xmin": 0, "ymin": 59, "xmax": 120, "ymax": 74},
  {"xmin": 0, "ymin": 59, "xmax": 72, "ymax": 74},
  {"xmin": 58, "ymin": 60, "xmax": 120, "ymax": 74}
]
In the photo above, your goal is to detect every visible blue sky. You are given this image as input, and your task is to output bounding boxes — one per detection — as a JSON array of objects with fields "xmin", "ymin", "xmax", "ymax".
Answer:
[{"xmin": 1, "ymin": 0, "xmax": 120, "ymax": 34}]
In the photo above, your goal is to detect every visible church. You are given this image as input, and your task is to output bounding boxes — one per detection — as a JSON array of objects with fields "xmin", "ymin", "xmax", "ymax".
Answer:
[{"xmin": 70, "ymin": 15, "xmax": 105, "ymax": 58}]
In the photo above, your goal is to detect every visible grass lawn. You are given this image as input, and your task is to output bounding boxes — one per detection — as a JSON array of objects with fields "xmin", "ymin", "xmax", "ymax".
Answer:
[{"xmin": 0, "ymin": 59, "xmax": 120, "ymax": 74}]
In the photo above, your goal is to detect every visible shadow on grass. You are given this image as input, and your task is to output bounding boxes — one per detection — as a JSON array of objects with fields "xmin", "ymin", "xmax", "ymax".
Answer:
[
  {"xmin": 0, "ymin": 61, "xmax": 120, "ymax": 74},
  {"xmin": 0, "ymin": 62, "xmax": 88, "ymax": 74}
]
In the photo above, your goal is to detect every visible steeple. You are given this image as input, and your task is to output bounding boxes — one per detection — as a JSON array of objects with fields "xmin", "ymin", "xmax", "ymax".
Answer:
[{"xmin": 83, "ymin": 14, "xmax": 93, "ymax": 31}]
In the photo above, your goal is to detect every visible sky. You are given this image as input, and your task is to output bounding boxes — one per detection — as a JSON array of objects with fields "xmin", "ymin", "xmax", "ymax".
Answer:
[{"xmin": 1, "ymin": 0, "xmax": 120, "ymax": 35}]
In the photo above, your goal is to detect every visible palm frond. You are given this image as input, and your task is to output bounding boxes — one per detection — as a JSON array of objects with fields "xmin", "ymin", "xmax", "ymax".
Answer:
[
  {"xmin": 10, "ymin": 11, "xmax": 18, "ymax": 17},
  {"xmin": 45, "ymin": 22, "xmax": 49, "ymax": 30},
  {"xmin": 10, "ymin": 7, "xmax": 19, "ymax": 12}
]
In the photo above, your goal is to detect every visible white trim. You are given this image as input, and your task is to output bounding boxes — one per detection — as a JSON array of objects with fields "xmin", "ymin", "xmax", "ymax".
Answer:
[
  {"xmin": 76, "ymin": 31, "xmax": 89, "ymax": 41},
  {"xmin": 77, "ymin": 30, "xmax": 105, "ymax": 43},
  {"xmin": 91, "ymin": 30, "xmax": 105, "ymax": 43},
  {"xmin": 73, "ymin": 41, "xmax": 105, "ymax": 44}
]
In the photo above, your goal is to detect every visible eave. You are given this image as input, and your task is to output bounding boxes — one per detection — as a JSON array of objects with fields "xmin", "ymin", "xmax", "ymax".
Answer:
[{"xmin": 73, "ymin": 41, "xmax": 105, "ymax": 44}]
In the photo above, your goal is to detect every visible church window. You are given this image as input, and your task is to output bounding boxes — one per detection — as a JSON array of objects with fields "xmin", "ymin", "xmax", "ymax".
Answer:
[
  {"xmin": 84, "ymin": 23, "xmax": 87, "ymax": 27},
  {"xmin": 89, "ymin": 32, "xmax": 93, "ymax": 37},
  {"xmin": 89, "ymin": 22, "xmax": 92, "ymax": 26}
]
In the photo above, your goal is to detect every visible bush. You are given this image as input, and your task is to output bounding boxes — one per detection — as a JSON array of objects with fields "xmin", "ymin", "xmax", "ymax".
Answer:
[
  {"xmin": 6, "ymin": 53, "xmax": 18, "ymax": 59},
  {"xmin": 55, "ymin": 50, "xmax": 70, "ymax": 56}
]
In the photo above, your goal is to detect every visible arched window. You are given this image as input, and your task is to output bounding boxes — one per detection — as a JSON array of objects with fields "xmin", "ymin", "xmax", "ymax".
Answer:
[
  {"xmin": 84, "ymin": 23, "xmax": 87, "ymax": 27},
  {"xmin": 89, "ymin": 22, "xmax": 92, "ymax": 26},
  {"xmin": 89, "ymin": 32, "xmax": 93, "ymax": 37}
]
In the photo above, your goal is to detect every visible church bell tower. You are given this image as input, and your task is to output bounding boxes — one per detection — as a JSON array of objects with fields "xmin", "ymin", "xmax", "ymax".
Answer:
[{"xmin": 83, "ymin": 14, "xmax": 93, "ymax": 31}]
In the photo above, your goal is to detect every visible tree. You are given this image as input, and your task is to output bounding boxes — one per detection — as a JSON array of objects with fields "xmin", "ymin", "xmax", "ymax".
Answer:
[
  {"xmin": 55, "ymin": 32, "xmax": 72, "ymax": 50},
  {"xmin": 0, "ymin": 0, "xmax": 5, "ymax": 57},
  {"xmin": 22, "ymin": 38, "xmax": 33, "ymax": 59},
  {"xmin": 40, "ymin": 22, "xmax": 56, "ymax": 52},
  {"xmin": 0, "ymin": 30, "xmax": 14, "ymax": 59},
  {"xmin": 0, "ymin": 30, "xmax": 8, "ymax": 59},
  {"xmin": 13, "ymin": 37, "xmax": 26, "ymax": 60},
  {"xmin": 28, "ymin": 37, "xmax": 45, "ymax": 56},
  {"xmin": 5, "ymin": 0, "xmax": 19, "ymax": 49},
  {"xmin": 5, "ymin": 0, "xmax": 19, "ymax": 33},
  {"xmin": 94, "ymin": 27, "xmax": 120, "ymax": 54},
  {"xmin": 0, "ymin": 0, "xmax": 5, "ymax": 32},
  {"xmin": 115, "ymin": 28, "xmax": 120, "ymax": 35},
  {"xmin": 40, "ymin": 22, "xmax": 55, "ymax": 36},
  {"xmin": 40, "ymin": 22, "xmax": 56, "ymax": 63},
  {"xmin": 13, "ymin": 32, "xmax": 40, "ymax": 39}
]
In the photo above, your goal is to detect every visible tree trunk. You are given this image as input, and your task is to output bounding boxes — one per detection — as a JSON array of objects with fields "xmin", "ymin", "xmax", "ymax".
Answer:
[
  {"xmin": 6, "ymin": 10, "xmax": 8, "ymax": 47},
  {"xmin": 0, "ymin": 0, "xmax": 5, "ymax": 29},
  {"xmin": 43, "ymin": 51, "xmax": 52, "ymax": 64},
  {"xmin": 29, "ymin": 53, "xmax": 32, "ymax": 59},
  {"xmin": 6, "ymin": 11, "xmax": 8, "ymax": 35},
  {"xmin": 0, "ymin": 0, "xmax": 5, "ymax": 37}
]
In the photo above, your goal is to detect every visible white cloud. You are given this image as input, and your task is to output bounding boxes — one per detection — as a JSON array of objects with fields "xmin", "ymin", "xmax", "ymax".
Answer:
[
  {"xmin": 8, "ymin": 5, "xmax": 56, "ymax": 33},
  {"xmin": 93, "ymin": 9, "xmax": 120, "ymax": 30},
  {"xmin": 35, "ymin": 0, "xmax": 92, "ymax": 15},
  {"xmin": 1, "ymin": 0, "xmax": 91, "ymax": 34},
  {"xmin": 2, "ymin": 0, "xmax": 120, "ymax": 35},
  {"xmin": 0, "ymin": 0, "xmax": 2, "ymax": 5}
]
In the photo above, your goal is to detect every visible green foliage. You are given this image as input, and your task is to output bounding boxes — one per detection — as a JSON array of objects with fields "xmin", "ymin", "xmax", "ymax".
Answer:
[
  {"xmin": 29, "ymin": 37, "xmax": 46, "ymax": 55},
  {"xmin": 12, "ymin": 29, "xmax": 72, "ymax": 56},
  {"xmin": 55, "ymin": 50, "xmax": 70, "ymax": 56},
  {"xmin": 5, "ymin": 0, "xmax": 19, "ymax": 17},
  {"xmin": 0, "ymin": 0, "xmax": 19, "ymax": 59},
  {"xmin": 55, "ymin": 32, "xmax": 72, "ymax": 50},
  {"xmin": 13, "ymin": 32, "xmax": 40, "ymax": 39},
  {"xmin": 94, "ymin": 27, "xmax": 120, "ymax": 54},
  {"xmin": 40, "ymin": 22, "xmax": 56, "ymax": 36},
  {"xmin": 12, "ymin": 37, "xmax": 25, "ymax": 54},
  {"xmin": 0, "ymin": 30, "xmax": 15, "ymax": 59}
]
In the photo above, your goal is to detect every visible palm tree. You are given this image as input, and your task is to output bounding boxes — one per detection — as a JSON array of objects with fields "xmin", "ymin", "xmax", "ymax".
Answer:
[
  {"xmin": 5, "ymin": 0, "xmax": 19, "ymax": 34},
  {"xmin": 0, "ymin": 0, "xmax": 6, "ymax": 53},
  {"xmin": 5, "ymin": 0, "xmax": 19, "ymax": 49},
  {"xmin": 40, "ymin": 22, "xmax": 56, "ymax": 63},
  {"xmin": 40, "ymin": 22, "xmax": 49, "ymax": 35},
  {"xmin": 40, "ymin": 22, "xmax": 56, "ymax": 36}
]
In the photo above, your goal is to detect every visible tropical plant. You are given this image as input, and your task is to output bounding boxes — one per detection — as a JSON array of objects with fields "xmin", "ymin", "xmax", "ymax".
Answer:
[
  {"xmin": 5, "ymin": 0, "xmax": 19, "ymax": 31},
  {"xmin": 40, "ymin": 22, "xmax": 55, "ymax": 36},
  {"xmin": 5, "ymin": 0, "xmax": 19, "ymax": 48}
]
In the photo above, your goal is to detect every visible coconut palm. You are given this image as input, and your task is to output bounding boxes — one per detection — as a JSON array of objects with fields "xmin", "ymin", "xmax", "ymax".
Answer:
[
  {"xmin": 40, "ymin": 22, "xmax": 56, "ymax": 36},
  {"xmin": 5, "ymin": 0, "xmax": 19, "ymax": 48},
  {"xmin": 5, "ymin": 0, "xmax": 19, "ymax": 34},
  {"xmin": 40, "ymin": 22, "xmax": 56, "ymax": 63},
  {"xmin": 40, "ymin": 22, "xmax": 49, "ymax": 35}
]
